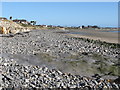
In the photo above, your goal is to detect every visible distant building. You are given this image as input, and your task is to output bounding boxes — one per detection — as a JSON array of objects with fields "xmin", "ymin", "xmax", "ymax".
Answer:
[
  {"xmin": 87, "ymin": 25, "xmax": 100, "ymax": 29},
  {"xmin": 57, "ymin": 26, "xmax": 64, "ymax": 28},
  {"xmin": 47, "ymin": 25, "xmax": 53, "ymax": 27},
  {"xmin": 79, "ymin": 26, "xmax": 83, "ymax": 29},
  {"xmin": 59, "ymin": 27, "xmax": 65, "ymax": 30},
  {"xmin": 42, "ymin": 25, "xmax": 48, "ymax": 28},
  {"xmin": 79, "ymin": 25, "xmax": 86, "ymax": 29},
  {"xmin": 79, "ymin": 25, "xmax": 100, "ymax": 29},
  {"xmin": 0, "ymin": 17, "xmax": 7, "ymax": 20},
  {"xmin": 13, "ymin": 19, "xmax": 30, "ymax": 25}
]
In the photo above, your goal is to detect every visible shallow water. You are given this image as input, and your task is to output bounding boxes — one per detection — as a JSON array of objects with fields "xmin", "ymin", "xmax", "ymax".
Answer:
[
  {"xmin": 68, "ymin": 32, "xmax": 93, "ymax": 35},
  {"xmin": 67, "ymin": 31, "xmax": 120, "ymax": 35},
  {"xmin": 101, "ymin": 31, "xmax": 120, "ymax": 33}
]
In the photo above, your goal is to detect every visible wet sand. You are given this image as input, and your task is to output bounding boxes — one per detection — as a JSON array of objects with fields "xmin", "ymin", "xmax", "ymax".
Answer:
[{"xmin": 65, "ymin": 29, "xmax": 119, "ymax": 44}]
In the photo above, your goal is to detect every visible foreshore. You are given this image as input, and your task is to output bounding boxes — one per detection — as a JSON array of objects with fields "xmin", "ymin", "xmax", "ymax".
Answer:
[
  {"xmin": 64, "ymin": 29, "xmax": 119, "ymax": 44},
  {"xmin": 0, "ymin": 29, "xmax": 120, "ymax": 89}
]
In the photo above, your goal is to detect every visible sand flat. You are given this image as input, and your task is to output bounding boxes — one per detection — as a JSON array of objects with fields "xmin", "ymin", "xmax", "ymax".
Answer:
[{"xmin": 65, "ymin": 29, "xmax": 119, "ymax": 44}]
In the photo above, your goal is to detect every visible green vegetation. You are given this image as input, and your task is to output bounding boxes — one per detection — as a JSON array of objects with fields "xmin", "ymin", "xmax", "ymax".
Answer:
[
  {"xmin": 47, "ymin": 27, "xmax": 57, "ymax": 30},
  {"xmin": 64, "ymin": 59, "xmax": 88, "ymax": 67},
  {"xmin": 65, "ymin": 54, "xmax": 84, "ymax": 60},
  {"xmin": 20, "ymin": 23, "xmax": 30, "ymax": 27},
  {"xmin": 3, "ymin": 19, "xmax": 12, "ymax": 22},
  {"xmin": 88, "ymin": 53, "xmax": 119, "ymax": 76},
  {"xmin": 35, "ymin": 53, "xmax": 55, "ymax": 62},
  {"xmin": 10, "ymin": 16, "xmax": 12, "ymax": 20},
  {"xmin": 92, "ymin": 54, "xmax": 108, "ymax": 61},
  {"xmin": 108, "ymin": 65, "xmax": 120, "ymax": 75}
]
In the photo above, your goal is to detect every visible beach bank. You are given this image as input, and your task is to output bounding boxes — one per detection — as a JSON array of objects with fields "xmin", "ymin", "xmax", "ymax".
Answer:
[{"xmin": 0, "ymin": 29, "xmax": 120, "ymax": 89}]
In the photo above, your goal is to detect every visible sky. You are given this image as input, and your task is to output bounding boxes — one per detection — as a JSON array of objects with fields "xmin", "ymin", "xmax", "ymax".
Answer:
[{"xmin": 2, "ymin": 2, "xmax": 118, "ymax": 27}]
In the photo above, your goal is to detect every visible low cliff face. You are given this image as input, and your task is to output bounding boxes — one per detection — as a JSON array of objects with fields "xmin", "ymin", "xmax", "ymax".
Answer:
[{"xmin": 0, "ymin": 20, "xmax": 30, "ymax": 34}]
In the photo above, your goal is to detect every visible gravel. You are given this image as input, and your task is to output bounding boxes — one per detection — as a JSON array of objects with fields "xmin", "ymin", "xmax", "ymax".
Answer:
[
  {"xmin": 1, "ymin": 29, "xmax": 119, "ymax": 58},
  {"xmin": 0, "ymin": 57, "xmax": 120, "ymax": 89},
  {"xmin": 0, "ymin": 29, "xmax": 119, "ymax": 89}
]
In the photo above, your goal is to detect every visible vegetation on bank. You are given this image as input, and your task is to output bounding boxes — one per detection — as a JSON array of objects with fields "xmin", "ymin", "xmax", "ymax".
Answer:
[{"xmin": 66, "ymin": 37, "xmax": 119, "ymax": 76}]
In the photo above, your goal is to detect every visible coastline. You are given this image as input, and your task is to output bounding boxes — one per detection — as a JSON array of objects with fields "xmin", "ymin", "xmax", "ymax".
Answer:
[{"xmin": 63, "ymin": 29, "xmax": 119, "ymax": 44}]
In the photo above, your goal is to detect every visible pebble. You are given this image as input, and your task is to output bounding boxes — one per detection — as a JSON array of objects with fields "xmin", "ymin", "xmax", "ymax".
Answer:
[
  {"xmin": 1, "ymin": 30, "xmax": 119, "ymax": 59},
  {"xmin": 0, "ymin": 57, "xmax": 120, "ymax": 89},
  {"xmin": 0, "ymin": 29, "xmax": 119, "ymax": 89}
]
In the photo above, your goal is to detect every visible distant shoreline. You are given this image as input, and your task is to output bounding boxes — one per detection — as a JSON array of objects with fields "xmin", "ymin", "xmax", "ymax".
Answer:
[{"xmin": 59, "ymin": 29, "xmax": 119, "ymax": 44}]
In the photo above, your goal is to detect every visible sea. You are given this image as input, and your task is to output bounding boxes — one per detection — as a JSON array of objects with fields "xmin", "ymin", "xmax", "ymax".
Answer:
[{"xmin": 101, "ymin": 31, "xmax": 120, "ymax": 33}]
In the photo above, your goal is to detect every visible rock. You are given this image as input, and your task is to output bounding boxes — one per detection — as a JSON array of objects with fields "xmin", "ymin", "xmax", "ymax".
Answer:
[
  {"xmin": 0, "ymin": 20, "xmax": 30, "ymax": 34},
  {"xmin": 82, "ymin": 52, "xmax": 88, "ymax": 55},
  {"xmin": 114, "ymin": 76, "xmax": 120, "ymax": 84},
  {"xmin": 0, "ymin": 27, "xmax": 9, "ymax": 34},
  {"xmin": 0, "ymin": 29, "xmax": 119, "ymax": 89}
]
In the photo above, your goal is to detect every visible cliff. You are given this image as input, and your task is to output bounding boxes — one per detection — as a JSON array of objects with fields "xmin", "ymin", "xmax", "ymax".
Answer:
[{"xmin": 0, "ymin": 20, "xmax": 30, "ymax": 34}]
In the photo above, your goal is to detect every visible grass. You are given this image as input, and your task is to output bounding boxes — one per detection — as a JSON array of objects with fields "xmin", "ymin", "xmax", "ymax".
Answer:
[
  {"xmin": 64, "ymin": 59, "xmax": 88, "ymax": 67},
  {"xmin": 35, "ymin": 53, "xmax": 55, "ymax": 62},
  {"xmin": 47, "ymin": 27, "xmax": 57, "ymax": 30},
  {"xmin": 3, "ymin": 19, "xmax": 11, "ymax": 22},
  {"xmin": 63, "ymin": 53, "xmax": 120, "ymax": 75},
  {"xmin": 65, "ymin": 54, "xmax": 84, "ymax": 60},
  {"xmin": 20, "ymin": 24, "xmax": 30, "ymax": 27},
  {"xmin": 64, "ymin": 59, "xmax": 99, "ymax": 74},
  {"xmin": 93, "ymin": 58, "xmax": 120, "ymax": 75},
  {"xmin": 89, "ymin": 53, "xmax": 120, "ymax": 75},
  {"xmin": 108, "ymin": 65, "xmax": 120, "ymax": 76},
  {"xmin": 92, "ymin": 53, "xmax": 109, "ymax": 61}
]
